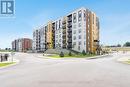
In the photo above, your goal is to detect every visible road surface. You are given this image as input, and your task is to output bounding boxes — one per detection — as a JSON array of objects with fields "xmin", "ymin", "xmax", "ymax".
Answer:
[{"xmin": 0, "ymin": 52, "xmax": 130, "ymax": 87}]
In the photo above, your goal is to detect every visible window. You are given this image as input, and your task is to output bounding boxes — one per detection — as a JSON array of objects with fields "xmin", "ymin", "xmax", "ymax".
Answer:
[
  {"xmin": 78, "ymin": 10, "xmax": 82, "ymax": 21},
  {"xmin": 84, "ymin": 10, "xmax": 86, "ymax": 21},
  {"xmin": 73, "ymin": 13, "xmax": 76, "ymax": 23},
  {"xmin": 78, "ymin": 29, "xmax": 81, "ymax": 33},
  {"xmin": 78, "ymin": 46, "xmax": 80, "ymax": 50},
  {"xmin": 56, "ymin": 21, "xmax": 57, "ymax": 30},
  {"xmin": 73, "ymin": 30, "xmax": 76, "ymax": 34},
  {"xmin": 56, "ymin": 35, "xmax": 58, "ymax": 38},
  {"xmin": 88, "ymin": 18, "xmax": 90, "ymax": 22},
  {"xmin": 88, "ymin": 24, "xmax": 90, "ymax": 29},
  {"xmin": 73, "ymin": 42, "xmax": 76, "ymax": 45},
  {"xmin": 84, "ymin": 41, "xmax": 86, "ymax": 45},
  {"xmin": 78, "ymin": 23, "xmax": 81, "ymax": 27},
  {"xmin": 93, "ymin": 14, "xmax": 94, "ymax": 24},
  {"xmin": 79, "ymin": 35, "xmax": 81, "ymax": 39},
  {"xmin": 74, "ymin": 25, "xmax": 76, "ymax": 29},
  {"xmin": 73, "ymin": 42, "xmax": 76, "ymax": 48},
  {"xmin": 84, "ymin": 35, "xmax": 86, "ymax": 39},
  {"xmin": 59, "ymin": 29, "xmax": 61, "ymax": 33},
  {"xmin": 59, "ymin": 39, "xmax": 61, "ymax": 42},
  {"xmin": 56, "ymin": 40, "xmax": 58, "ymax": 43},
  {"xmin": 79, "ymin": 41, "xmax": 81, "ymax": 45},
  {"xmin": 59, "ymin": 20, "xmax": 61, "ymax": 28},
  {"xmin": 73, "ymin": 36, "xmax": 76, "ymax": 40},
  {"xmin": 59, "ymin": 34, "xmax": 61, "ymax": 38}
]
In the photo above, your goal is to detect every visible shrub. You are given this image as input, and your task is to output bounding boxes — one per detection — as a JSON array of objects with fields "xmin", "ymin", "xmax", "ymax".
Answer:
[
  {"xmin": 82, "ymin": 50, "xmax": 86, "ymax": 55},
  {"xmin": 59, "ymin": 51, "xmax": 64, "ymax": 57},
  {"xmin": 68, "ymin": 51, "xmax": 72, "ymax": 56}
]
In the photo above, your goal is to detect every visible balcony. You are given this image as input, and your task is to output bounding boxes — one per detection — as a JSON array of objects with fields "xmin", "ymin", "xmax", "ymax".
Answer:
[
  {"xmin": 62, "ymin": 21, "xmax": 66, "ymax": 24},
  {"xmin": 62, "ymin": 45, "xmax": 66, "ymax": 48},
  {"xmin": 63, "ymin": 30, "xmax": 66, "ymax": 34},
  {"xmin": 94, "ymin": 40, "xmax": 100, "ymax": 42},
  {"xmin": 67, "ymin": 44, "xmax": 72, "ymax": 48},
  {"xmin": 62, "ymin": 25, "xmax": 66, "ymax": 29},
  {"xmin": 67, "ymin": 23, "xmax": 72, "ymax": 28},
  {"xmin": 67, "ymin": 39, "xmax": 72, "ymax": 43},
  {"xmin": 52, "ymin": 26, "xmax": 55, "ymax": 29},
  {"xmin": 67, "ymin": 34, "xmax": 72, "ymax": 38},
  {"xmin": 62, "ymin": 40, "xmax": 66, "ymax": 43},
  {"xmin": 67, "ymin": 29, "xmax": 72, "ymax": 33},
  {"xmin": 67, "ymin": 18, "xmax": 72, "ymax": 22},
  {"xmin": 62, "ymin": 34, "xmax": 66, "ymax": 37}
]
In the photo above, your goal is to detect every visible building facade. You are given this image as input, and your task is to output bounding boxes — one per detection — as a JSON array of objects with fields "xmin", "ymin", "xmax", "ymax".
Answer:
[
  {"xmin": 12, "ymin": 38, "xmax": 32, "ymax": 52},
  {"xmin": 33, "ymin": 7, "xmax": 99, "ymax": 53}
]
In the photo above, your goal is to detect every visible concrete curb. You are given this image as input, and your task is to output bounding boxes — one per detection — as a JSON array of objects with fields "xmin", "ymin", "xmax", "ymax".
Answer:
[
  {"xmin": 0, "ymin": 59, "xmax": 20, "ymax": 69},
  {"xmin": 86, "ymin": 54, "xmax": 111, "ymax": 59},
  {"xmin": 39, "ymin": 54, "xmax": 111, "ymax": 59}
]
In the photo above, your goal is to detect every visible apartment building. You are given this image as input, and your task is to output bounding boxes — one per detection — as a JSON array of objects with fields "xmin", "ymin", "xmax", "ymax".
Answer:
[
  {"xmin": 55, "ymin": 18, "xmax": 64, "ymax": 48},
  {"xmin": 12, "ymin": 38, "xmax": 32, "ymax": 52},
  {"xmin": 33, "ymin": 7, "xmax": 99, "ymax": 53}
]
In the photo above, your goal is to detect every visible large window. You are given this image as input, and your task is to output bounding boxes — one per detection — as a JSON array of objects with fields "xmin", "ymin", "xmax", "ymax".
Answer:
[
  {"xmin": 78, "ymin": 46, "xmax": 80, "ymax": 50},
  {"xmin": 59, "ymin": 20, "xmax": 61, "ymax": 28},
  {"xmin": 73, "ymin": 36, "xmax": 76, "ymax": 40},
  {"xmin": 74, "ymin": 25, "xmax": 76, "ymax": 29},
  {"xmin": 73, "ymin": 13, "xmax": 76, "ymax": 23},
  {"xmin": 78, "ymin": 23, "xmax": 81, "ymax": 27},
  {"xmin": 73, "ymin": 30, "xmax": 76, "ymax": 34},
  {"xmin": 78, "ymin": 29, "xmax": 81, "ymax": 33},
  {"xmin": 93, "ymin": 14, "xmax": 94, "ymax": 24},
  {"xmin": 73, "ymin": 42, "xmax": 76, "ymax": 48},
  {"xmin": 79, "ymin": 35, "xmax": 81, "ymax": 39},
  {"xmin": 78, "ymin": 10, "xmax": 82, "ymax": 21},
  {"xmin": 59, "ymin": 34, "xmax": 61, "ymax": 38},
  {"xmin": 59, "ymin": 39, "xmax": 61, "ymax": 42},
  {"xmin": 79, "ymin": 41, "xmax": 81, "ymax": 45},
  {"xmin": 56, "ymin": 21, "xmax": 57, "ymax": 30},
  {"xmin": 84, "ymin": 10, "xmax": 86, "ymax": 21}
]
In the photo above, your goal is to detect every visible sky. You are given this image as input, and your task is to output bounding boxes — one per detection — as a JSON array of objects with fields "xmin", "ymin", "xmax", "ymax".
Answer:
[{"xmin": 0, "ymin": 0, "xmax": 130, "ymax": 49}]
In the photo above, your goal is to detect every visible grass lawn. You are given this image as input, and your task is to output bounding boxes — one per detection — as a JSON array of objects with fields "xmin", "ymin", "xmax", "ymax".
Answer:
[
  {"xmin": 0, "ymin": 62, "xmax": 15, "ymax": 67},
  {"xmin": 0, "ymin": 50, "xmax": 14, "ymax": 52},
  {"xmin": 125, "ymin": 60, "xmax": 130, "ymax": 64},
  {"xmin": 49, "ymin": 54, "xmax": 97, "ymax": 58}
]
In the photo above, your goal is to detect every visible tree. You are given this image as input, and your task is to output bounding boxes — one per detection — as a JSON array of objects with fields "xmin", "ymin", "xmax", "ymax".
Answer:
[
  {"xmin": 124, "ymin": 42, "xmax": 130, "ymax": 47},
  {"xmin": 59, "ymin": 51, "xmax": 64, "ymax": 57},
  {"xmin": 82, "ymin": 50, "xmax": 86, "ymax": 55},
  {"xmin": 5, "ymin": 48, "xmax": 8, "ymax": 50},
  {"xmin": 117, "ymin": 44, "xmax": 121, "ymax": 47},
  {"xmin": 68, "ymin": 51, "xmax": 72, "ymax": 56}
]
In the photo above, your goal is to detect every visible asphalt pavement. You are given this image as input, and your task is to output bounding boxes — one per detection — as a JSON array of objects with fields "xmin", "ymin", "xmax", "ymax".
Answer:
[{"xmin": 0, "ymin": 52, "xmax": 130, "ymax": 87}]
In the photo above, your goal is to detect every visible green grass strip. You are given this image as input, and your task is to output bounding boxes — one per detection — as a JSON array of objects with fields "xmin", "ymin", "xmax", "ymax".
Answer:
[{"xmin": 0, "ymin": 62, "xmax": 15, "ymax": 67}]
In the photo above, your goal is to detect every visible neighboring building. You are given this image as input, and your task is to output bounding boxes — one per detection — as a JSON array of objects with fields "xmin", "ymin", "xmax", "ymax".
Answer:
[
  {"xmin": 12, "ymin": 40, "xmax": 17, "ymax": 51},
  {"xmin": 32, "ymin": 7, "xmax": 99, "ymax": 53},
  {"xmin": 12, "ymin": 38, "xmax": 32, "ymax": 52}
]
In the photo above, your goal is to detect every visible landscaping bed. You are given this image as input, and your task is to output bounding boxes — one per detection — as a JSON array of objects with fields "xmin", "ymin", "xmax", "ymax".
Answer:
[{"xmin": 47, "ymin": 53, "xmax": 97, "ymax": 58}]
